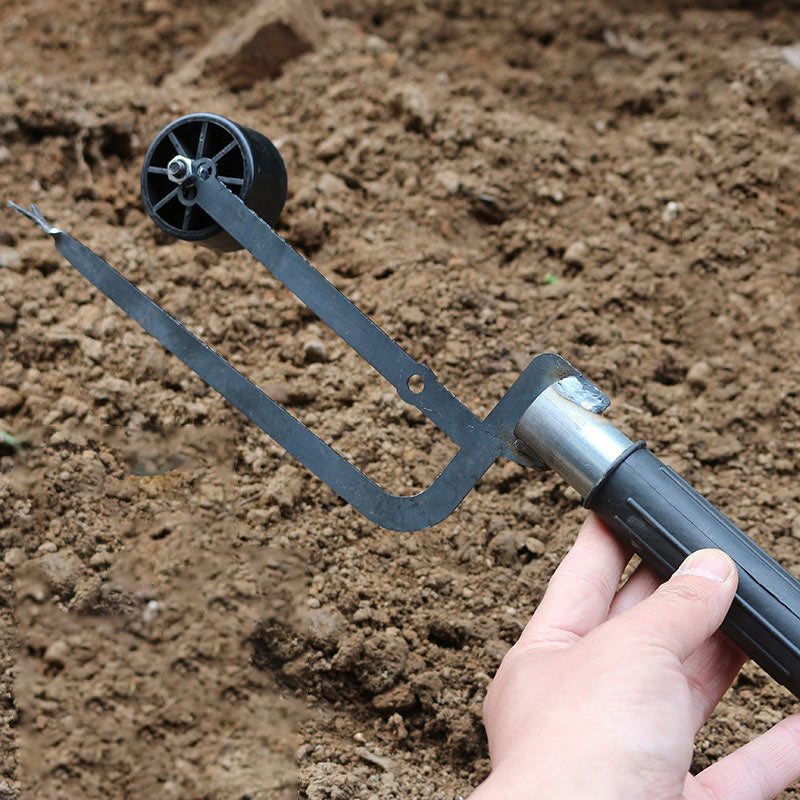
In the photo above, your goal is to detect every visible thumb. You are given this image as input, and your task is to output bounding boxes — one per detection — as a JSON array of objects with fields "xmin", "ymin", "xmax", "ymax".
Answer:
[{"xmin": 612, "ymin": 549, "xmax": 738, "ymax": 661}]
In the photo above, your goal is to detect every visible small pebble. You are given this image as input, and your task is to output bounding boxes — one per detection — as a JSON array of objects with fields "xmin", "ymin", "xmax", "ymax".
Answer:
[
  {"xmin": 0, "ymin": 300, "xmax": 17, "ymax": 328},
  {"xmin": 563, "ymin": 240, "xmax": 589, "ymax": 268},
  {"xmin": 317, "ymin": 172, "xmax": 348, "ymax": 196},
  {"xmin": 366, "ymin": 34, "xmax": 388, "ymax": 54},
  {"xmin": 355, "ymin": 746, "xmax": 394, "ymax": 771},
  {"xmin": 524, "ymin": 536, "xmax": 546, "ymax": 557},
  {"xmin": 0, "ymin": 386, "xmax": 22, "ymax": 414},
  {"xmin": 89, "ymin": 551, "xmax": 112, "ymax": 569},
  {"xmin": 392, "ymin": 84, "xmax": 435, "ymax": 131},
  {"xmin": 33, "ymin": 548, "xmax": 86, "ymax": 598},
  {"xmin": 1, "ymin": 246, "xmax": 17, "ymax": 278},
  {"xmin": 782, "ymin": 43, "xmax": 800, "ymax": 71},
  {"xmin": 292, "ymin": 211, "xmax": 325, "ymax": 250},
  {"xmin": 388, "ymin": 711, "xmax": 408, "ymax": 740},
  {"xmin": 3, "ymin": 547, "xmax": 25, "ymax": 567},
  {"xmin": 686, "ymin": 361, "xmax": 711, "ymax": 390},
  {"xmin": 142, "ymin": 600, "xmax": 160, "ymax": 623},
  {"xmin": 306, "ymin": 604, "xmax": 349, "ymax": 652},
  {"xmin": 487, "ymin": 530, "xmax": 522, "ymax": 566},
  {"xmin": 662, "ymin": 200, "xmax": 681, "ymax": 223},
  {"xmin": 44, "ymin": 639, "xmax": 70, "ymax": 666},
  {"xmin": 316, "ymin": 130, "xmax": 348, "ymax": 160},
  {"xmin": 435, "ymin": 170, "xmax": 461, "ymax": 194},
  {"xmin": 303, "ymin": 339, "xmax": 328, "ymax": 363}
]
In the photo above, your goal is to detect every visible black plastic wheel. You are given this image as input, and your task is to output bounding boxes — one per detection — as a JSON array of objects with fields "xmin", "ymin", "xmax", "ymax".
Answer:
[{"xmin": 141, "ymin": 112, "xmax": 287, "ymax": 251}]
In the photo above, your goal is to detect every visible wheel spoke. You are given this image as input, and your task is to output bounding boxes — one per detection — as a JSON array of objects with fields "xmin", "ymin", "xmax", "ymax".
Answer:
[
  {"xmin": 153, "ymin": 185, "xmax": 180, "ymax": 212},
  {"xmin": 182, "ymin": 204, "xmax": 194, "ymax": 231},
  {"xmin": 211, "ymin": 139, "xmax": 237, "ymax": 163},
  {"xmin": 218, "ymin": 175, "xmax": 244, "ymax": 186},
  {"xmin": 196, "ymin": 120, "xmax": 209, "ymax": 159},
  {"xmin": 168, "ymin": 131, "xmax": 189, "ymax": 157}
]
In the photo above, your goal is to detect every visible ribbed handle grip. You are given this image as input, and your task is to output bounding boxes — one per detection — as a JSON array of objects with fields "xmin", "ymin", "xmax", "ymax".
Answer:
[{"xmin": 587, "ymin": 446, "xmax": 800, "ymax": 698}]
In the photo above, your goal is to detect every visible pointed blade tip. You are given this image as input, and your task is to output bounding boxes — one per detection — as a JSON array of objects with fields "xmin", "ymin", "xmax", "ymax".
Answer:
[{"xmin": 6, "ymin": 200, "xmax": 60, "ymax": 235}]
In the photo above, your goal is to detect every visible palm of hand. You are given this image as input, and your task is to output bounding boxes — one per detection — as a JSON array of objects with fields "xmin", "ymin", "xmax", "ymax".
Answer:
[{"xmin": 474, "ymin": 517, "xmax": 800, "ymax": 800}]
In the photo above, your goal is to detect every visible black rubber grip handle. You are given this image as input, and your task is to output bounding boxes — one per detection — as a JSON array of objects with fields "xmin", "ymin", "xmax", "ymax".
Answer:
[{"xmin": 586, "ymin": 445, "xmax": 800, "ymax": 699}]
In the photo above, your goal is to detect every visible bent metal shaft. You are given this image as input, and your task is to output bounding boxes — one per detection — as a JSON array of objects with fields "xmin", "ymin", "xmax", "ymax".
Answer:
[{"xmin": 9, "ymin": 112, "xmax": 800, "ymax": 700}]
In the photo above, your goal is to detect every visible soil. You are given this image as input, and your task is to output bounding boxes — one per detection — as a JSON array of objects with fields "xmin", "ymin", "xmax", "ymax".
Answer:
[{"xmin": 2, "ymin": 0, "xmax": 800, "ymax": 797}]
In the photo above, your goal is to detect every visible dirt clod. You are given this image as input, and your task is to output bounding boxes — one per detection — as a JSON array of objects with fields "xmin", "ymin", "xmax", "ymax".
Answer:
[
  {"xmin": 563, "ymin": 240, "xmax": 590, "ymax": 269},
  {"xmin": 361, "ymin": 630, "xmax": 409, "ymax": 694},
  {"xmin": 686, "ymin": 361, "xmax": 712, "ymax": 390},
  {"xmin": 372, "ymin": 682, "xmax": 417, "ymax": 714},
  {"xmin": 305, "ymin": 604, "xmax": 349, "ymax": 652},
  {"xmin": 29, "ymin": 549, "xmax": 86, "ymax": 600},
  {"xmin": 0, "ymin": 302, "xmax": 17, "ymax": 329},
  {"xmin": 42, "ymin": 639, "xmax": 70, "ymax": 666},
  {"xmin": 487, "ymin": 530, "xmax": 523, "ymax": 566},
  {"xmin": 168, "ymin": 0, "xmax": 325, "ymax": 90},
  {"xmin": 0, "ymin": 389, "xmax": 22, "ymax": 415}
]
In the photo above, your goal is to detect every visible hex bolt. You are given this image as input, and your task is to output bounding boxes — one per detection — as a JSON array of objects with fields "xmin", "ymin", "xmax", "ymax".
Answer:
[{"xmin": 168, "ymin": 159, "xmax": 188, "ymax": 180}]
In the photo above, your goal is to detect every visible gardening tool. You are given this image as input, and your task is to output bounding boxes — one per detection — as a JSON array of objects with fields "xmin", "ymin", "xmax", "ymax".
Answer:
[{"xmin": 9, "ymin": 112, "xmax": 800, "ymax": 699}]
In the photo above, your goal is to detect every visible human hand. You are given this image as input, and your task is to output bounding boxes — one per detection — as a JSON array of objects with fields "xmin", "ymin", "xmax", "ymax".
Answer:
[{"xmin": 470, "ymin": 514, "xmax": 800, "ymax": 800}]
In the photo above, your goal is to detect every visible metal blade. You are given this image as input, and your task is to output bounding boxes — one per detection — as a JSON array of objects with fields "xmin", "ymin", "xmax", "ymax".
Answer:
[{"xmin": 7, "ymin": 200, "xmax": 581, "ymax": 530}]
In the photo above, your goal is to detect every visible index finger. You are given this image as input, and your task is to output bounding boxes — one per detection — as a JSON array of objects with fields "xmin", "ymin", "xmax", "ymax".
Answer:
[{"xmin": 690, "ymin": 713, "xmax": 800, "ymax": 800}]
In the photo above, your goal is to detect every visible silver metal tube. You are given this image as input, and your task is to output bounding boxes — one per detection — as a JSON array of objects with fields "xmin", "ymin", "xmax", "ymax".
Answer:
[{"xmin": 515, "ymin": 378, "xmax": 633, "ymax": 498}]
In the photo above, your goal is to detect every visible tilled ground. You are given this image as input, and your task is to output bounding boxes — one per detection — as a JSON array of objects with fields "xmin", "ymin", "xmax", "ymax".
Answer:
[{"xmin": 2, "ymin": 1, "xmax": 800, "ymax": 798}]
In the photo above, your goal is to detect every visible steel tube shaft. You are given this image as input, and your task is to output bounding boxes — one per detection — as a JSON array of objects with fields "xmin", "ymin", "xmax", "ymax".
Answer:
[{"xmin": 515, "ymin": 381, "xmax": 633, "ymax": 498}]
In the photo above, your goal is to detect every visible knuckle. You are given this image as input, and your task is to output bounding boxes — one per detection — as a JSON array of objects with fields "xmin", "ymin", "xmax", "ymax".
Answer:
[
  {"xmin": 779, "ymin": 715, "xmax": 800, "ymax": 749},
  {"xmin": 660, "ymin": 577, "xmax": 716, "ymax": 608},
  {"xmin": 557, "ymin": 563, "xmax": 615, "ymax": 603},
  {"xmin": 522, "ymin": 629, "xmax": 580, "ymax": 651}
]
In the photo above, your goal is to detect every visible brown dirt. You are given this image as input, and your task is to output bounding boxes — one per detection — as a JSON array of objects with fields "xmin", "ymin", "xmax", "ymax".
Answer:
[{"xmin": 2, "ymin": 0, "xmax": 800, "ymax": 797}]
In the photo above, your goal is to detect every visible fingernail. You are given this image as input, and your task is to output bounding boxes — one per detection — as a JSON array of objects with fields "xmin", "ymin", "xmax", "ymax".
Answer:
[{"xmin": 676, "ymin": 549, "xmax": 734, "ymax": 583}]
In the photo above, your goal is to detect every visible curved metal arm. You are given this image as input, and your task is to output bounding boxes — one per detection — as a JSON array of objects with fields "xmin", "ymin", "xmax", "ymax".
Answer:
[{"xmin": 9, "ymin": 199, "xmax": 581, "ymax": 530}]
